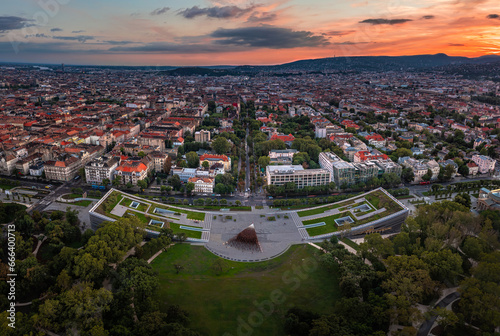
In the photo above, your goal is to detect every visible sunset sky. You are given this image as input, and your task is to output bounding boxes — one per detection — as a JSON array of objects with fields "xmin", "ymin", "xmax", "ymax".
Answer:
[{"xmin": 1, "ymin": 0, "xmax": 499, "ymax": 65}]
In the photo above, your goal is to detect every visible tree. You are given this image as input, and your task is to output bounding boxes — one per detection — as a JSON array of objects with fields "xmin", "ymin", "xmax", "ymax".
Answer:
[
  {"xmin": 458, "ymin": 164, "xmax": 469, "ymax": 176},
  {"xmin": 186, "ymin": 182, "xmax": 195, "ymax": 195},
  {"xmin": 258, "ymin": 156, "xmax": 270, "ymax": 168},
  {"xmin": 443, "ymin": 164, "xmax": 455, "ymax": 181},
  {"xmin": 112, "ymin": 175, "xmax": 122, "ymax": 187},
  {"xmin": 173, "ymin": 264, "xmax": 184, "ymax": 274},
  {"xmin": 137, "ymin": 179, "xmax": 147, "ymax": 190},
  {"xmin": 422, "ymin": 168, "xmax": 432, "ymax": 182},
  {"xmin": 137, "ymin": 151, "xmax": 146, "ymax": 158},
  {"xmin": 402, "ymin": 167, "xmax": 415, "ymax": 183},
  {"xmin": 186, "ymin": 151, "xmax": 199, "ymax": 168},
  {"xmin": 102, "ymin": 178, "xmax": 110, "ymax": 186},
  {"xmin": 382, "ymin": 173, "xmax": 401, "ymax": 188},
  {"xmin": 211, "ymin": 259, "xmax": 227, "ymax": 275},
  {"xmin": 454, "ymin": 193, "xmax": 471, "ymax": 209},
  {"xmin": 212, "ymin": 136, "xmax": 231, "ymax": 154},
  {"xmin": 126, "ymin": 182, "xmax": 133, "ymax": 189},
  {"xmin": 65, "ymin": 207, "xmax": 79, "ymax": 226},
  {"xmin": 168, "ymin": 174, "xmax": 182, "ymax": 191},
  {"xmin": 164, "ymin": 156, "xmax": 172, "ymax": 174},
  {"xmin": 202, "ymin": 161, "xmax": 209, "ymax": 169}
]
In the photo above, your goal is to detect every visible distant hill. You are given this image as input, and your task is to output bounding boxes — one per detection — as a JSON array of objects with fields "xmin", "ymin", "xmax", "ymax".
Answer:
[
  {"xmin": 236, "ymin": 53, "xmax": 500, "ymax": 73},
  {"xmin": 4, "ymin": 54, "xmax": 500, "ymax": 74}
]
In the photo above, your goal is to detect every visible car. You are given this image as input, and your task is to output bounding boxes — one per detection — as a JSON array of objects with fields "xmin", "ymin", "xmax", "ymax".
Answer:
[{"xmin": 74, "ymin": 175, "xmax": 80, "ymax": 180}]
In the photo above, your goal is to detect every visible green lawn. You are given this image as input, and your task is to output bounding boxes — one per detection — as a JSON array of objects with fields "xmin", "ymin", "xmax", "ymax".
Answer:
[
  {"xmin": 0, "ymin": 184, "xmax": 18, "ymax": 190},
  {"xmin": 297, "ymin": 199, "xmax": 355, "ymax": 217},
  {"xmin": 146, "ymin": 202, "xmax": 205, "ymax": 221},
  {"xmin": 72, "ymin": 200, "xmax": 93, "ymax": 207},
  {"xmin": 120, "ymin": 198, "xmax": 149, "ymax": 212},
  {"xmin": 168, "ymin": 223, "xmax": 202, "ymax": 239},
  {"xmin": 126, "ymin": 211, "xmax": 202, "ymax": 238},
  {"xmin": 151, "ymin": 244, "xmax": 340, "ymax": 336},
  {"xmin": 341, "ymin": 237, "xmax": 359, "ymax": 251},
  {"xmin": 303, "ymin": 213, "xmax": 344, "ymax": 236},
  {"xmin": 62, "ymin": 193, "xmax": 82, "ymax": 200}
]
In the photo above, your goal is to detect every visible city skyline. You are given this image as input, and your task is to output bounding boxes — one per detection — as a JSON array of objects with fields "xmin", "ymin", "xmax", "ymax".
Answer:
[{"xmin": 1, "ymin": 0, "xmax": 500, "ymax": 65}]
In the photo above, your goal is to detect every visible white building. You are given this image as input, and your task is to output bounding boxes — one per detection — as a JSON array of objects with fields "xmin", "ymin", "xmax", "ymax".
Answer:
[
  {"xmin": 85, "ymin": 157, "xmax": 119, "ymax": 184},
  {"xmin": 188, "ymin": 176, "xmax": 215, "ymax": 194},
  {"xmin": 266, "ymin": 165, "xmax": 331, "ymax": 189},
  {"xmin": 472, "ymin": 155, "xmax": 496, "ymax": 174}
]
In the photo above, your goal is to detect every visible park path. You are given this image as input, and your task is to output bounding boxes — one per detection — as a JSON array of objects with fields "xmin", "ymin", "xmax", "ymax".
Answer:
[{"xmin": 417, "ymin": 289, "xmax": 460, "ymax": 336}]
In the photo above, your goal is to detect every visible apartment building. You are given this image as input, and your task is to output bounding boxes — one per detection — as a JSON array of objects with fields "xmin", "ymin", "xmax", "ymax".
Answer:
[
  {"xmin": 85, "ymin": 156, "xmax": 119, "ymax": 184},
  {"xmin": 194, "ymin": 130, "xmax": 211, "ymax": 143},
  {"xmin": 266, "ymin": 165, "xmax": 331, "ymax": 189},
  {"xmin": 199, "ymin": 154, "xmax": 231, "ymax": 171},
  {"xmin": 114, "ymin": 159, "xmax": 149, "ymax": 185},
  {"xmin": 269, "ymin": 149, "xmax": 298, "ymax": 164},
  {"xmin": 472, "ymin": 154, "xmax": 496, "ymax": 174},
  {"xmin": 188, "ymin": 176, "xmax": 215, "ymax": 194},
  {"xmin": 319, "ymin": 152, "xmax": 401, "ymax": 187},
  {"xmin": 150, "ymin": 151, "xmax": 169, "ymax": 173},
  {"xmin": 44, "ymin": 156, "xmax": 81, "ymax": 181}
]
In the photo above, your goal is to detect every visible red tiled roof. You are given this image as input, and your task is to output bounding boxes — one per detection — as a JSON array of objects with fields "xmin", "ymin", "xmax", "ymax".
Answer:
[
  {"xmin": 270, "ymin": 133, "xmax": 295, "ymax": 142},
  {"xmin": 200, "ymin": 154, "xmax": 229, "ymax": 162}
]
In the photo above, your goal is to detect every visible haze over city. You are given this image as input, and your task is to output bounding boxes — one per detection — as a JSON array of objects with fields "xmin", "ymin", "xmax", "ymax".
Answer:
[{"xmin": 1, "ymin": 0, "xmax": 500, "ymax": 65}]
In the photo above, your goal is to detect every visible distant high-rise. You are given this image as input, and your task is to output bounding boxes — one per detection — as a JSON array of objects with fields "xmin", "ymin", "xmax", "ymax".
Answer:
[{"xmin": 61, "ymin": 63, "xmax": 65, "ymax": 73}]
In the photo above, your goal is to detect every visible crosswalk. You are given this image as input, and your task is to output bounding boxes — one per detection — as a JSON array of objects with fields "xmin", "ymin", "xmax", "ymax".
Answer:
[
  {"xmin": 203, "ymin": 214, "xmax": 212, "ymax": 230},
  {"xmin": 201, "ymin": 231, "xmax": 210, "ymax": 241},
  {"xmin": 298, "ymin": 228, "xmax": 309, "ymax": 239},
  {"xmin": 289, "ymin": 212, "xmax": 309, "ymax": 240}
]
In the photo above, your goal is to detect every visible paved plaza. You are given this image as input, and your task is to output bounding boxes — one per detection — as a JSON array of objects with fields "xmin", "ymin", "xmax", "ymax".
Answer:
[{"xmin": 205, "ymin": 210, "xmax": 303, "ymax": 262}]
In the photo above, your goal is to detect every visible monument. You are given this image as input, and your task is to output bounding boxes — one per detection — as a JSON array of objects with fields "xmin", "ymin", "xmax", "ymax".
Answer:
[{"xmin": 227, "ymin": 223, "xmax": 262, "ymax": 252}]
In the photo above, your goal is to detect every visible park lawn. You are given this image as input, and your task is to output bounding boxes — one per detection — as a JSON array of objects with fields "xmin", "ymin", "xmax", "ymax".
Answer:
[
  {"xmin": 62, "ymin": 193, "xmax": 82, "ymax": 200},
  {"xmin": 173, "ymin": 207, "xmax": 205, "ymax": 221},
  {"xmin": 168, "ymin": 223, "xmax": 202, "ymax": 239},
  {"xmin": 151, "ymin": 244, "xmax": 340, "ymax": 336},
  {"xmin": 120, "ymin": 198, "xmax": 150, "ymax": 212},
  {"xmin": 0, "ymin": 184, "xmax": 19, "ymax": 190},
  {"xmin": 341, "ymin": 237, "xmax": 359, "ymax": 251},
  {"xmin": 72, "ymin": 200, "xmax": 93, "ymax": 207},
  {"xmin": 145, "ymin": 202, "xmax": 205, "ymax": 221},
  {"xmin": 297, "ymin": 199, "xmax": 355, "ymax": 217},
  {"xmin": 303, "ymin": 213, "xmax": 345, "ymax": 236}
]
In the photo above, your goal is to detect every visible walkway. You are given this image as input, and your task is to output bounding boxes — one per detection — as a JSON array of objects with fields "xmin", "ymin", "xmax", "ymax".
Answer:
[{"xmin": 417, "ymin": 291, "xmax": 461, "ymax": 336}]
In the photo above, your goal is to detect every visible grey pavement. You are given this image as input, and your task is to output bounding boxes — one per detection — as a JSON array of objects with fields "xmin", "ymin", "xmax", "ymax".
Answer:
[
  {"xmin": 205, "ymin": 211, "xmax": 302, "ymax": 261},
  {"xmin": 43, "ymin": 200, "xmax": 98, "ymax": 230},
  {"xmin": 417, "ymin": 291, "xmax": 461, "ymax": 336}
]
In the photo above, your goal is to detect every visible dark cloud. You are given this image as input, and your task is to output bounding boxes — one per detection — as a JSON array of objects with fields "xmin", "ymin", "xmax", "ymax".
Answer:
[
  {"xmin": 71, "ymin": 30, "xmax": 85, "ymax": 33},
  {"xmin": 179, "ymin": 5, "xmax": 256, "ymax": 19},
  {"xmin": 359, "ymin": 18, "xmax": 412, "ymax": 25},
  {"xmin": 151, "ymin": 7, "xmax": 170, "ymax": 16},
  {"xmin": 487, "ymin": 14, "xmax": 499, "ymax": 19},
  {"xmin": 25, "ymin": 33, "xmax": 49, "ymax": 38},
  {"xmin": 421, "ymin": 15, "xmax": 435, "ymax": 19},
  {"xmin": 104, "ymin": 40, "xmax": 137, "ymax": 45},
  {"xmin": 333, "ymin": 41, "xmax": 370, "ymax": 45},
  {"xmin": 0, "ymin": 16, "xmax": 32, "ymax": 32},
  {"xmin": 246, "ymin": 11, "xmax": 277, "ymax": 22},
  {"xmin": 0, "ymin": 41, "xmax": 102, "ymax": 54},
  {"xmin": 210, "ymin": 26, "xmax": 330, "ymax": 48},
  {"xmin": 50, "ymin": 27, "xmax": 63, "ymax": 32},
  {"xmin": 53, "ymin": 35, "xmax": 94, "ymax": 43},
  {"xmin": 325, "ymin": 30, "xmax": 356, "ymax": 37},
  {"xmin": 448, "ymin": 43, "xmax": 465, "ymax": 46},
  {"xmin": 109, "ymin": 42, "xmax": 239, "ymax": 54}
]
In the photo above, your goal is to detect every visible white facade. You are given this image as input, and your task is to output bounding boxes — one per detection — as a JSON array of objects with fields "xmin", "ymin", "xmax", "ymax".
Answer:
[{"xmin": 472, "ymin": 155, "xmax": 496, "ymax": 174}]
